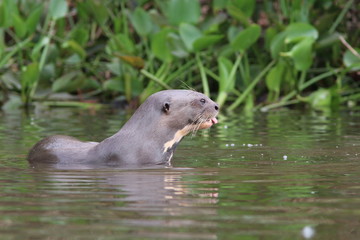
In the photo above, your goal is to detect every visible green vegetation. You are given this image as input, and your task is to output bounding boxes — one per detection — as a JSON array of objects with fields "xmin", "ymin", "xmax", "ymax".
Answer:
[{"xmin": 0, "ymin": 0, "xmax": 359, "ymax": 111}]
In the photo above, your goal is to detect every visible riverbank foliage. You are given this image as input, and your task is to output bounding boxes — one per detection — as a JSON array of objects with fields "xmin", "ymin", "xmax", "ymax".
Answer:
[{"xmin": 0, "ymin": 0, "xmax": 359, "ymax": 111}]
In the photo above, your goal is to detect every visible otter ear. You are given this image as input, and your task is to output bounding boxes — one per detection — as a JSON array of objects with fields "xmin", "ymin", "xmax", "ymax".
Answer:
[{"xmin": 163, "ymin": 102, "xmax": 170, "ymax": 113}]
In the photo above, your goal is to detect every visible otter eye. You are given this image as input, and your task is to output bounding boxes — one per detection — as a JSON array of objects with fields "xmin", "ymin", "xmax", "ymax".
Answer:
[{"xmin": 200, "ymin": 98, "xmax": 206, "ymax": 104}]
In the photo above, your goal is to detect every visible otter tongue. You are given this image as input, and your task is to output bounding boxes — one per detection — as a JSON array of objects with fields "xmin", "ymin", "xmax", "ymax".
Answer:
[{"xmin": 211, "ymin": 118, "xmax": 218, "ymax": 124}]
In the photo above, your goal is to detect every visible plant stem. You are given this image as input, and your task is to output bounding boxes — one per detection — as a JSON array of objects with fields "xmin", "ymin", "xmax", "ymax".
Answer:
[
  {"xmin": 140, "ymin": 69, "xmax": 172, "ymax": 90},
  {"xmin": 260, "ymin": 99, "xmax": 300, "ymax": 112},
  {"xmin": 228, "ymin": 60, "xmax": 275, "ymax": 111},
  {"xmin": 262, "ymin": 69, "xmax": 339, "ymax": 110},
  {"xmin": 196, "ymin": 53, "xmax": 210, "ymax": 96},
  {"xmin": 328, "ymin": 0, "xmax": 354, "ymax": 34}
]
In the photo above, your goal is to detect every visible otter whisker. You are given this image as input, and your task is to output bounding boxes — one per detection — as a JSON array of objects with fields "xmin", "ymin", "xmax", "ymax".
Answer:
[{"xmin": 192, "ymin": 118, "xmax": 205, "ymax": 137}]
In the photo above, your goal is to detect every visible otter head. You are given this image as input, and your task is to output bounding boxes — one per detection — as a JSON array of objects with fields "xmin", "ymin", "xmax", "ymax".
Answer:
[
  {"xmin": 153, "ymin": 90, "xmax": 219, "ymax": 154},
  {"xmin": 158, "ymin": 90, "xmax": 219, "ymax": 133}
]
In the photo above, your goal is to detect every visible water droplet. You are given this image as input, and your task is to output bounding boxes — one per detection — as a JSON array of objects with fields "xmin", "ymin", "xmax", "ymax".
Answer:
[{"xmin": 301, "ymin": 226, "xmax": 315, "ymax": 239}]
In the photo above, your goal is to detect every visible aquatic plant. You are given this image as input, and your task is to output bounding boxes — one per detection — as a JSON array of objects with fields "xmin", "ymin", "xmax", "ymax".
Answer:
[{"xmin": 0, "ymin": 0, "xmax": 358, "ymax": 112}]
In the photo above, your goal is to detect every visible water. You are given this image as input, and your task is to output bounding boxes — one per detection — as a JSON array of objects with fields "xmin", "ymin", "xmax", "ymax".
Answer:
[{"xmin": 1, "ymin": 108, "xmax": 360, "ymax": 239}]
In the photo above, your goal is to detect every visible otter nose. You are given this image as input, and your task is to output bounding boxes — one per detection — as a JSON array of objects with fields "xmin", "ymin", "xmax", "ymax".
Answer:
[{"xmin": 214, "ymin": 104, "xmax": 219, "ymax": 111}]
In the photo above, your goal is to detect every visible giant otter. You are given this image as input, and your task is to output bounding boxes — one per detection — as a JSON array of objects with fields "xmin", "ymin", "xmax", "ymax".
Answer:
[{"xmin": 28, "ymin": 90, "xmax": 219, "ymax": 167}]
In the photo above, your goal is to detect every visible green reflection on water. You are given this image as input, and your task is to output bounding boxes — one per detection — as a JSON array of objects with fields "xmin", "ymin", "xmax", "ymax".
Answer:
[{"xmin": 1, "ymin": 108, "xmax": 360, "ymax": 239}]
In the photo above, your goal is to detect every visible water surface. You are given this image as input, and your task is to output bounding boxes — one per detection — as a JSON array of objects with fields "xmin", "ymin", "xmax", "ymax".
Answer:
[{"xmin": 1, "ymin": 108, "xmax": 360, "ymax": 239}]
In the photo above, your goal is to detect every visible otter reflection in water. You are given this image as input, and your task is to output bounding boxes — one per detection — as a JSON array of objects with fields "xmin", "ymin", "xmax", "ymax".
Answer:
[{"xmin": 28, "ymin": 90, "xmax": 219, "ymax": 167}]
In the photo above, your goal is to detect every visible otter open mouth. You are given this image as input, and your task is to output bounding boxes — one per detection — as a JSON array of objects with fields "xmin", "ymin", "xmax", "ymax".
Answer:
[{"xmin": 196, "ymin": 117, "xmax": 218, "ymax": 130}]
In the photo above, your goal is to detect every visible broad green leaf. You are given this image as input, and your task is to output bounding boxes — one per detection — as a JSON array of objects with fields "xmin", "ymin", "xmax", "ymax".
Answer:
[
  {"xmin": 151, "ymin": 28, "xmax": 173, "ymax": 62},
  {"xmin": 2, "ymin": 95, "xmax": 22, "ymax": 111},
  {"xmin": 62, "ymin": 40, "xmax": 86, "ymax": 59},
  {"xmin": 106, "ymin": 58, "xmax": 122, "ymax": 76},
  {"xmin": 0, "ymin": 3, "xmax": 5, "ymax": 27},
  {"xmin": 213, "ymin": 0, "xmax": 229, "ymax": 11},
  {"xmin": 26, "ymin": 5, "xmax": 42, "ymax": 35},
  {"xmin": 106, "ymin": 34, "xmax": 135, "ymax": 55},
  {"xmin": 76, "ymin": 1, "xmax": 89, "ymax": 21},
  {"xmin": 226, "ymin": 0, "xmax": 255, "ymax": 25},
  {"xmin": 49, "ymin": 0, "xmax": 68, "ymax": 20},
  {"xmin": 21, "ymin": 62, "xmax": 39, "ymax": 87},
  {"xmin": 193, "ymin": 35, "xmax": 223, "ymax": 52},
  {"xmin": 88, "ymin": 0, "xmax": 108, "ymax": 25},
  {"xmin": 129, "ymin": 7, "xmax": 153, "ymax": 36},
  {"xmin": 167, "ymin": 0, "xmax": 200, "ymax": 25},
  {"xmin": 285, "ymin": 23, "xmax": 318, "ymax": 43},
  {"xmin": 270, "ymin": 31, "xmax": 287, "ymax": 59},
  {"xmin": 69, "ymin": 26, "xmax": 89, "ymax": 46},
  {"xmin": 167, "ymin": 32, "xmax": 189, "ymax": 58},
  {"xmin": 343, "ymin": 48, "xmax": 360, "ymax": 71},
  {"xmin": 265, "ymin": 27, "xmax": 277, "ymax": 51},
  {"xmin": 12, "ymin": 13, "xmax": 27, "ymax": 38},
  {"xmin": 52, "ymin": 71, "xmax": 80, "ymax": 92},
  {"xmin": 0, "ymin": 0, "xmax": 18, "ymax": 28},
  {"xmin": 309, "ymin": 88, "xmax": 332, "ymax": 110},
  {"xmin": 227, "ymin": 25, "xmax": 240, "ymax": 42},
  {"xmin": 179, "ymin": 23, "xmax": 202, "ymax": 52},
  {"xmin": 231, "ymin": 24, "xmax": 261, "ymax": 52},
  {"xmin": 21, "ymin": 62, "xmax": 39, "ymax": 103},
  {"xmin": 283, "ymin": 38, "xmax": 315, "ymax": 71},
  {"xmin": 266, "ymin": 61, "xmax": 285, "ymax": 93},
  {"xmin": 103, "ymin": 78, "xmax": 124, "ymax": 92}
]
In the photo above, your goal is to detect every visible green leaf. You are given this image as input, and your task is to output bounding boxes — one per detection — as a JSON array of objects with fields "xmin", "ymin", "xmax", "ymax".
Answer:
[
  {"xmin": 0, "ymin": 0, "xmax": 18, "ymax": 28},
  {"xmin": 167, "ymin": 0, "xmax": 200, "ymax": 25},
  {"xmin": 21, "ymin": 62, "xmax": 39, "ymax": 103},
  {"xmin": 26, "ymin": 5, "xmax": 42, "ymax": 35},
  {"xmin": 69, "ymin": 26, "xmax": 89, "ymax": 46},
  {"xmin": 218, "ymin": 56, "xmax": 234, "ymax": 91},
  {"xmin": 271, "ymin": 34, "xmax": 288, "ymax": 59},
  {"xmin": 285, "ymin": 23, "xmax": 318, "ymax": 44},
  {"xmin": 151, "ymin": 28, "xmax": 173, "ymax": 62},
  {"xmin": 167, "ymin": 33, "xmax": 189, "ymax": 58},
  {"xmin": 12, "ymin": 13, "xmax": 27, "ymax": 38},
  {"xmin": 103, "ymin": 78, "xmax": 124, "ymax": 92},
  {"xmin": 49, "ymin": 0, "xmax": 68, "ymax": 20},
  {"xmin": 106, "ymin": 58, "xmax": 122, "ymax": 76},
  {"xmin": 282, "ymin": 38, "xmax": 315, "ymax": 71},
  {"xmin": 193, "ymin": 35, "xmax": 223, "ymax": 52},
  {"xmin": 2, "ymin": 95, "xmax": 22, "ymax": 111},
  {"xmin": 129, "ymin": 7, "xmax": 153, "ymax": 36},
  {"xmin": 265, "ymin": 27, "xmax": 277, "ymax": 51},
  {"xmin": 106, "ymin": 34, "xmax": 135, "ymax": 55},
  {"xmin": 226, "ymin": 0, "xmax": 255, "ymax": 25},
  {"xmin": 62, "ymin": 40, "xmax": 86, "ymax": 59},
  {"xmin": 266, "ymin": 61, "xmax": 285, "ymax": 93},
  {"xmin": 31, "ymin": 37, "xmax": 50, "ymax": 61},
  {"xmin": 52, "ymin": 71, "xmax": 80, "ymax": 92},
  {"xmin": 21, "ymin": 62, "xmax": 39, "ymax": 87},
  {"xmin": 343, "ymin": 48, "xmax": 360, "ymax": 71},
  {"xmin": 0, "ymin": 3, "xmax": 6, "ymax": 27},
  {"xmin": 179, "ymin": 23, "xmax": 202, "ymax": 52},
  {"xmin": 231, "ymin": 24, "xmax": 261, "ymax": 52},
  {"xmin": 88, "ymin": 0, "xmax": 108, "ymax": 26},
  {"xmin": 308, "ymin": 88, "xmax": 332, "ymax": 110},
  {"xmin": 213, "ymin": 0, "xmax": 229, "ymax": 11}
]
